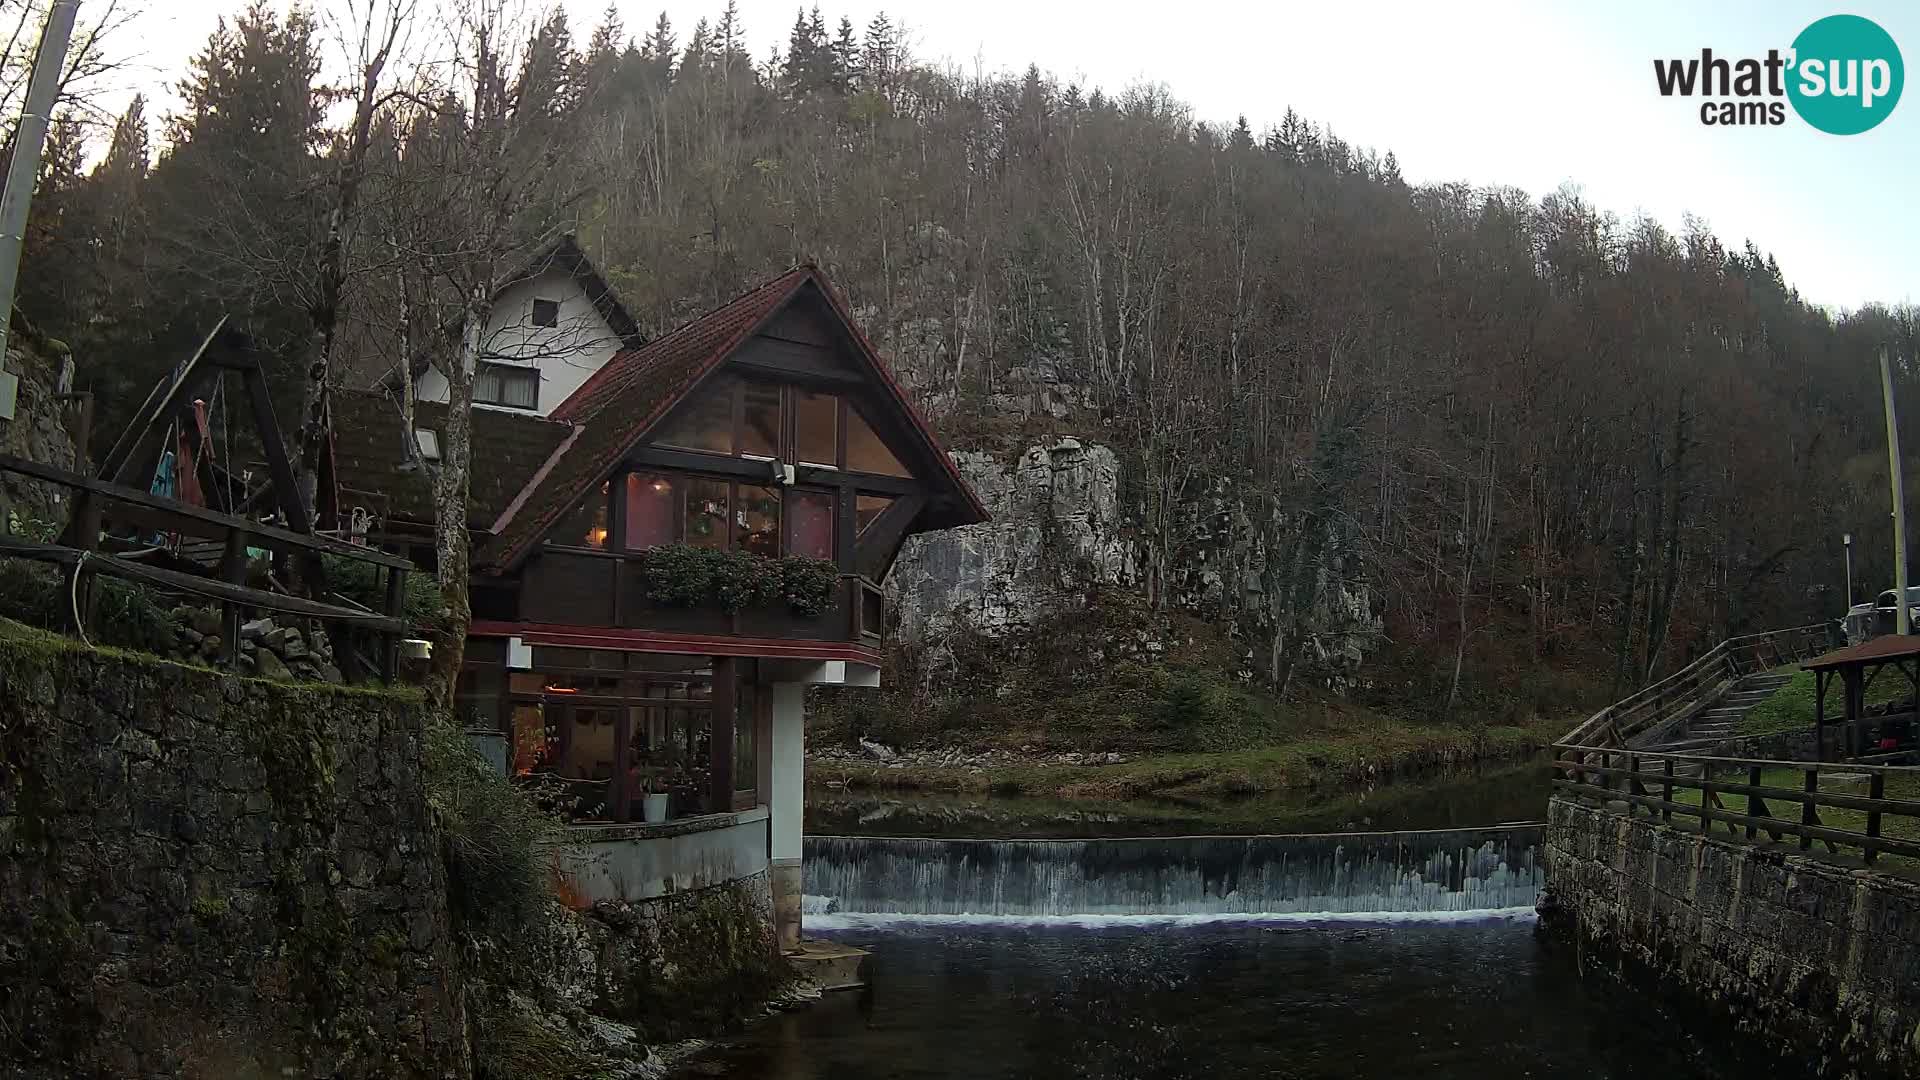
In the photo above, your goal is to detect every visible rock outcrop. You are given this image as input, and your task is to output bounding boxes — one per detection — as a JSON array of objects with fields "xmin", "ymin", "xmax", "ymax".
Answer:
[
  {"xmin": 888, "ymin": 436, "xmax": 1381, "ymax": 692},
  {"xmin": 0, "ymin": 338, "xmax": 80, "ymax": 526}
]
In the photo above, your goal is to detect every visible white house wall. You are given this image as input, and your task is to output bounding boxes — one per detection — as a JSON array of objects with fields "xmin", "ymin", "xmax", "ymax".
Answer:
[{"xmin": 414, "ymin": 268, "xmax": 623, "ymax": 418}]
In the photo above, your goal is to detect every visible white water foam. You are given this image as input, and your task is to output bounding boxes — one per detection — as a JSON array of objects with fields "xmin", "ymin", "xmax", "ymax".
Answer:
[{"xmin": 805, "ymin": 906, "xmax": 1539, "ymax": 932}]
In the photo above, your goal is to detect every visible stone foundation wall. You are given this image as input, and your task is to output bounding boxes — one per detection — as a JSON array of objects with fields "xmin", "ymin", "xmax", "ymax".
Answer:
[
  {"xmin": 584, "ymin": 871, "xmax": 787, "ymax": 1042},
  {"xmin": 0, "ymin": 622, "xmax": 469, "ymax": 1079},
  {"xmin": 1545, "ymin": 796, "xmax": 1920, "ymax": 1078}
]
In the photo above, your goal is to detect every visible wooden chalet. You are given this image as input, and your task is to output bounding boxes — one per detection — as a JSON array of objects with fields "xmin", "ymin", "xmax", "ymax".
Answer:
[{"xmin": 328, "ymin": 259, "xmax": 987, "ymax": 947}]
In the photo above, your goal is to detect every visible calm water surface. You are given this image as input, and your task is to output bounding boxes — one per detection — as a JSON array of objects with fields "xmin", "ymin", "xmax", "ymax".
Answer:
[
  {"xmin": 685, "ymin": 916, "xmax": 1755, "ymax": 1079},
  {"xmin": 806, "ymin": 757, "xmax": 1553, "ymax": 839}
]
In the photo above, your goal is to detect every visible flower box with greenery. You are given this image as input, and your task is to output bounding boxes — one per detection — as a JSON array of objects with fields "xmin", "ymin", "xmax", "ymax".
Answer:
[{"xmin": 638, "ymin": 545, "xmax": 838, "ymax": 618}]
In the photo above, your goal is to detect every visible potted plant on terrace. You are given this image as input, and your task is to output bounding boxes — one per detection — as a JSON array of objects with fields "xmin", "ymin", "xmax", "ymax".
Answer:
[{"xmin": 640, "ymin": 771, "xmax": 671, "ymax": 823}]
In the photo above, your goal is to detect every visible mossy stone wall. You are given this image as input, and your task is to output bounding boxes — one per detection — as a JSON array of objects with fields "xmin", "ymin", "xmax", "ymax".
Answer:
[
  {"xmin": 0, "ymin": 622, "xmax": 470, "ymax": 1079},
  {"xmin": 1546, "ymin": 795, "xmax": 1920, "ymax": 1078}
]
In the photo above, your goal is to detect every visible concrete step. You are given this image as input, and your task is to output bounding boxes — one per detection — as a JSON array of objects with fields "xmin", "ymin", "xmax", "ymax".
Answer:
[
  {"xmin": 1743, "ymin": 675, "xmax": 1793, "ymax": 687},
  {"xmin": 789, "ymin": 938, "xmax": 870, "ymax": 992}
]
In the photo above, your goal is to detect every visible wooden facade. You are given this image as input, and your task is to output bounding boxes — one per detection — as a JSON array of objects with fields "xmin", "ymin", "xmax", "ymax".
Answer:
[{"xmin": 369, "ymin": 265, "xmax": 989, "ymax": 827}]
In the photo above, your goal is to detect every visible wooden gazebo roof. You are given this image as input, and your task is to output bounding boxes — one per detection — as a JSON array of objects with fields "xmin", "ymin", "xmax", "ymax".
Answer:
[{"xmin": 1805, "ymin": 635, "xmax": 1920, "ymax": 672}]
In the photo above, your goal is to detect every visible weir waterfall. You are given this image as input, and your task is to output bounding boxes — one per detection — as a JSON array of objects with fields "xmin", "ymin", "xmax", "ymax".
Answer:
[{"xmin": 803, "ymin": 824, "xmax": 1544, "ymax": 918}]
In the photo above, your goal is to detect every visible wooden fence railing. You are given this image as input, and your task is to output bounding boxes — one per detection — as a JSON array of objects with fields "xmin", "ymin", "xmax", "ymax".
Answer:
[
  {"xmin": 1552, "ymin": 745, "xmax": 1920, "ymax": 864},
  {"xmin": 1558, "ymin": 624, "xmax": 1834, "ymax": 750},
  {"xmin": 0, "ymin": 453, "xmax": 412, "ymax": 679}
]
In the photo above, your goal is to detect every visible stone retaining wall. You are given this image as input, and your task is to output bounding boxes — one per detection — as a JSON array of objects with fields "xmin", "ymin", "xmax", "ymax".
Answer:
[
  {"xmin": 1545, "ymin": 795, "xmax": 1920, "ymax": 1078},
  {"xmin": 0, "ymin": 622, "xmax": 468, "ymax": 1079}
]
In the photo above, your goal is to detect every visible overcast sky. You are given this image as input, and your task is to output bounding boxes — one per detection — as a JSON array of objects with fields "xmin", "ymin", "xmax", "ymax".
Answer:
[{"xmin": 117, "ymin": 0, "xmax": 1918, "ymax": 311}]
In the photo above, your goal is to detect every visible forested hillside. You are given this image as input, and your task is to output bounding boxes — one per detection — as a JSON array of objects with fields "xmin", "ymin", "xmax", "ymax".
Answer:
[{"xmin": 16, "ymin": 1, "xmax": 1919, "ymax": 725}]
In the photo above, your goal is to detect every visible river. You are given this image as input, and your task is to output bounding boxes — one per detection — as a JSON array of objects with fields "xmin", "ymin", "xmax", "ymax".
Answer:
[
  {"xmin": 688, "ymin": 917, "xmax": 1752, "ymax": 1079},
  {"xmin": 678, "ymin": 763, "xmax": 1754, "ymax": 1078}
]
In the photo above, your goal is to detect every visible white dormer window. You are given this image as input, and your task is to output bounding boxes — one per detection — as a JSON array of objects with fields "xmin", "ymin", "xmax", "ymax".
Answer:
[
  {"xmin": 414, "ymin": 428, "xmax": 441, "ymax": 461},
  {"xmin": 531, "ymin": 297, "xmax": 560, "ymax": 328}
]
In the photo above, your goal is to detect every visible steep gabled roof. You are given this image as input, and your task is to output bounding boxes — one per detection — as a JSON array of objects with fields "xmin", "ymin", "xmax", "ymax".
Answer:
[
  {"xmin": 382, "ymin": 232, "xmax": 643, "ymax": 387},
  {"xmin": 330, "ymin": 389, "xmax": 574, "ymax": 530},
  {"xmin": 531, "ymin": 233, "xmax": 644, "ymax": 348},
  {"xmin": 482, "ymin": 264, "xmax": 987, "ymax": 571}
]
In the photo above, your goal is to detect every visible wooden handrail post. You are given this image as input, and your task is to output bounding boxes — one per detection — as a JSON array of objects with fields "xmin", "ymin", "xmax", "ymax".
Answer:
[
  {"xmin": 1867, "ymin": 772, "xmax": 1886, "ymax": 864},
  {"xmin": 1801, "ymin": 768, "xmax": 1817, "ymax": 851},
  {"xmin": 219, "ymin": 528, "xmax": 247, "ymax": 665},
  {"xmin": 379, "ymin": 561, "xmax": 405, "ymax": 681},
  {"xmin": 63, "ymin": 488, "xmax": 102, "ymax": 636},
  {"xmin": 1747, "ymin": 765, "xmax": 1764, "ymax": 839},
  {"xmin": 1663, "ymin": 759, "xmax": 1674, "ymax": 823}
]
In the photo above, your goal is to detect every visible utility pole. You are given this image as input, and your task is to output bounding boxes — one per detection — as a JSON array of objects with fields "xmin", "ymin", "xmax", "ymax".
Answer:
[
  {"xmin": 0, "ymin": 0, "xmax": 80, "ymax": 361},
  {"xmin": 1844, "ymin": 532, "xmax": 1855, "ymax": 605},
  {"xmin": 1883, "ymin": 347, "xmax": 1909, "ymax": 635}
]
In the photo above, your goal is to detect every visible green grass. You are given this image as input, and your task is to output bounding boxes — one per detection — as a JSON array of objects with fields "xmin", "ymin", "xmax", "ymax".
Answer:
[
  {"xmin": 1739, "ymin": 666, "xmax": 1912, "ymax": 736},
  {"xmin": 813, "ymin": 714, "xmax": 1565, "ymax": 800},
  {"xmin": 1663, "ymin": 765, "xmax": 1920, "ymax": 873}
]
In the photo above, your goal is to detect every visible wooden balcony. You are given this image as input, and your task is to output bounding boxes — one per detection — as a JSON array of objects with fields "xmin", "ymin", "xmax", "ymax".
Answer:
[{"xmin": 514, "ymin": 546, "xmax": 885, "ymax": 651}]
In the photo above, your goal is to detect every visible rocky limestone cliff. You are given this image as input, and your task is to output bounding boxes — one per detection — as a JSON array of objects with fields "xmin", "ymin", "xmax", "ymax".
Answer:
[
  {"xmin": 892, "ymin": 439, "xmax": 1133, "ymax": 640},
  {"xmin": 889, "ymin": 436, "xmax": 1382, "ymax": 694},
  {"xmin": 0, "ymin": 338, "xmax": 80, "ymax": 525}
]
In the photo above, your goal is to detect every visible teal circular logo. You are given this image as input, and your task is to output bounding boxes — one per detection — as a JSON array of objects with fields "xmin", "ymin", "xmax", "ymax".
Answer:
[{"xmin": 1788, "ymin": 15, "xmax": 1903, "ymax": 135}]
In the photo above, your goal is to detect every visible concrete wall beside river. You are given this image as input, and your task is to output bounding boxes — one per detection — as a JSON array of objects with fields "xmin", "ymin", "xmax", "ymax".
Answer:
[{"xmin": 1545, "ymin": 796, "xmax": 1920, "ymax": 1078}]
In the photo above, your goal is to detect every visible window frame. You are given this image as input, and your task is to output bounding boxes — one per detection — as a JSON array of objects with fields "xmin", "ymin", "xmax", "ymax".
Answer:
[
  {"xmin": 531, "ymin": 297, "xmax": 561, "ymax": 328},
  {"xmin": 546, "ymin": 467, "xmax": 839, "ymax": 565},
  {"xmin": 474, "ymin": 360, "xmax": 540, "ymax": 410},
  {"xmin": 650, "ymin": 375, "xmax": 915, "ymax": 484}
]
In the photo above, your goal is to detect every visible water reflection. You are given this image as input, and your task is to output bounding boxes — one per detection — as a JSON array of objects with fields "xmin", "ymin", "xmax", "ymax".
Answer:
[
  {"xmin": 806, "ymin": 757, "xmax": 1553, "ymax": 839},
  {"xmin": 686, "ymin": 919, "xmax": 1757, "ymax": 1079}
]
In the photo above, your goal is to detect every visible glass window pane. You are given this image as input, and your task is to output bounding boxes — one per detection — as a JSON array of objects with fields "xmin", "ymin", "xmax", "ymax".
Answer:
[
  {"xmin": 684, "ymin": 477, "xmax": 730, "ymax": 548},
  {"xmin": 655, "ymin": 375, "xmax": 735, "ymax": 454},
  {"xmin": 557, "ymin": 706, "xmax": 619, "ymax": 781},
  {"xmin": 735, "ymin": 681, "xmax": 757, "ymax": 797},
  {"xmin": 556, "ymin": 481, "xmax": 609, "ymax": 548},
  {"xmin": 789, "ymin": 490, "xmax": 835, "ymax": 560},
  {"xmin": 795, "ymin": 390, "xmax": 839, "ymax": 465},
  {"xmin": 846, "ymin": 405, "xmax": 911, "ymax": 477},
  {"xmin": 856, "ymin": 494, "xmax": 893, "ymax": 536},
  {"xmin": 623, "ymin": 472, "xmax": 677, "ymax": 550},
  {"xmin": 510, "ymin": 702, "xmax": 546, "ymax": 775},
  {"xmin": 476, "ymin": 362, "xmax": 539, "ymax": 409},
  {"xmin": 741, "ymin": 381, "xmax": 781, "ymax": 458},
  {"xmin": 738, "ymin": 485, "xmax": 781, "ymax": 558},
  {"xmin": 503, "ymin": 369, "xmax": 538, "ymax": 409},
  {"xmin": 474, "ymin": 364, "xmax": 502, "ymax": 403}
]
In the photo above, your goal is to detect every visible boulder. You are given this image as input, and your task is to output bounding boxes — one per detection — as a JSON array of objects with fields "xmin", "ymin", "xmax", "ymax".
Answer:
[
  {"xmin": 239, "ymin": 618, "xmax": 275, "ymax": 642},
  {"xmin": 252, "ymin": 649, "xmax": 292, "ymax": 682}
]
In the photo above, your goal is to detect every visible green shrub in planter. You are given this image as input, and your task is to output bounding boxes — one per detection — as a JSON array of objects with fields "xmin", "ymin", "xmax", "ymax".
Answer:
[{"xmin": 638, "ymin": 545, "xmax": 837, "ymax": 616}]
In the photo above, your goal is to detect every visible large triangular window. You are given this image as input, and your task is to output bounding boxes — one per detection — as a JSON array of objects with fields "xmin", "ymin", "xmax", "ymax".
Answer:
[
  {"xmin": 845, "ymin": 405, "xmax": 910, "ymax": 478},
  {"xmin": 655, "ymin": 375, "xmax": 736, "ymax": 454}
]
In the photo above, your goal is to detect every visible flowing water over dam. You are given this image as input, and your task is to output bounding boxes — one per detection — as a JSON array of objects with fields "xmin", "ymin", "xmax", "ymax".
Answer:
[
  {"xmin": 680, "ymin": 820, "xmax": 1759, "ymax": 1078},
  {"xmin": 803, "ymin": 824, "xmax": 1544, "ymax": 918}
]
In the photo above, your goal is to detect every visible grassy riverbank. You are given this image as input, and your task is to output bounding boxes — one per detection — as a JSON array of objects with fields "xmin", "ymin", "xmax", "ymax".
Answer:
[
  {"xmin": 1739, "ymin": 666, "xmax": 1911, "ymax": 737},
  {"xmin": 811, "ymin": 713, "xmax": 1565, "ymax": 801},
  {"xmin": 808, "ymin": 756, "xmax": 1554, "ymax": 836}
]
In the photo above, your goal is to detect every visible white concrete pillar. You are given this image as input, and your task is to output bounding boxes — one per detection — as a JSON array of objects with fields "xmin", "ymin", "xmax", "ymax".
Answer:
[{"xmin": 769, "ymin": 681, "xmax": 805, "ymax": 951}]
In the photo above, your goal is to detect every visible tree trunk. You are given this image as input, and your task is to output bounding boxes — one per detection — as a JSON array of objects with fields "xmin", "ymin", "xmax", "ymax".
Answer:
[{"xmin": 426, "ymin": 285, "xmax": 487, "ymax": 710}]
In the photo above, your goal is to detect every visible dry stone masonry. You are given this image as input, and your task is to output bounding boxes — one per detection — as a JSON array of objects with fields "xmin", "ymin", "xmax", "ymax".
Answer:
[{"xmin": 0, "ymin": 623, "xmax": 468, "ymax": 1079}]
